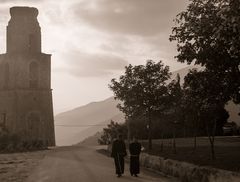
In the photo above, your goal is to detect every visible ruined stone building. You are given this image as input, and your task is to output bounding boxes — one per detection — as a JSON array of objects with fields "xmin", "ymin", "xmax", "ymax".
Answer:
[{"xmin": 0, "ymin": 7, "xmax": 55, "ymax": 146}]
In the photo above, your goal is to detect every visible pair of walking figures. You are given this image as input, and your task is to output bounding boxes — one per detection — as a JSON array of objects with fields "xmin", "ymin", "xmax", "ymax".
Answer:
[{"xmin": 111, "ymin": 135, "xmax": 142, "ymax": 177}]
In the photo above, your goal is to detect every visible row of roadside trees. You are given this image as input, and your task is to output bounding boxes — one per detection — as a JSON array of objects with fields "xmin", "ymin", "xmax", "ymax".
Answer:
[{"xmin": 99, "ymin": 0, "xmax": 240, "ymax": 160}]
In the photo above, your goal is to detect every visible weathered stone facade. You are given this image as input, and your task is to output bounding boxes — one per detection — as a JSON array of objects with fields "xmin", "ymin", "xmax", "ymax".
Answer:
[{"xmin": 0, "ymin": 7, "xmax": 55, "ymax": 146}]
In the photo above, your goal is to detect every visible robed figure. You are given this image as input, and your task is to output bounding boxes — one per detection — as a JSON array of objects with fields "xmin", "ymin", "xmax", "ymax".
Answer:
[
  {"xmin": 111, "ymin": 134, "xmax": 127, "ymax": 177},
  {"xmin": 129, "ymin": 138, "xmax": 142, "ymax": 177}
]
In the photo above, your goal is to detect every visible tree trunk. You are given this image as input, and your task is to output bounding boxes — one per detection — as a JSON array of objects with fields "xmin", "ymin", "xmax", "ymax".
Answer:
[
  {"xmin": 193, "ymin": 135, "xmax": 197, "ymax": 152},
  {"xmin": 148, "ymin": 110, "xmax": 152, "ymax": 151},
  {"xmin": 183, "ymin": 122, "xmax": 186, "ymax": 138},
  {"xmin": 127, "ymin": 118, "xmax": 131, "ymax": 146},
  {"xmin": 193, "ymin": 115, "xmax": 198, "ymax": 152},
  {"xmin": 148, "ymin": 120, "xmax": 152, "ymax": 151},
  {"xmin": 210, "ymin": 138, "xmax": 215, "ymax": 160},
  {"xmin": 160, "ymin": 132, "xmax": 164, "ymax": 152},
  {"xmin": 206, "ymin": 119, "xmax": 217, "ymax": 160},
  {"xmin": 173, "ymin": 128, "xmax": 177, "ymax": 154}
]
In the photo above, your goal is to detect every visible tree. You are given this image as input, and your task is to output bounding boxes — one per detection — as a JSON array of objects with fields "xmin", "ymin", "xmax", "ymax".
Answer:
[
  {"xmin": 167, "ymin": 74, "xmax": 184, "ymax": 154},
  {"xmin": 108, "ymin": 64, "xmax": 139, "ymax": 144},
  {"xmin": 183, "ymin": 69, "xmax": 229, "ymax": 159},
  {"xmin": 128, "ymin": 114, "xmax": 148, "ymax": 140},
  {"xmin": 98, "ymin": 121, "xmax": 127, "ymax": 145},
  {"xmin": 170, "ymin": 0, "xmax": 240, "ymax": 103},
  {"xmin": 109, "ymin": 60, "xmax": 171, "ymax": 150},
  {"xmin": 183, "ymin": 69, "xmax": 203, "ymax": 152}
]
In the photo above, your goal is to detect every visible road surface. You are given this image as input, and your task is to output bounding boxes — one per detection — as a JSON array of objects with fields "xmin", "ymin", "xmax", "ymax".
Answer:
[{"xmin": 26, "ymin": 145, "xmax": 178, "ymax": 182}]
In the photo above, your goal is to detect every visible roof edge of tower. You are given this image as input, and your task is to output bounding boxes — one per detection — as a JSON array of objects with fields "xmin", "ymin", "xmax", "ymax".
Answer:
[{"xmin": 10, "ymin": 6, "xmax": 38, "ymax": 17}]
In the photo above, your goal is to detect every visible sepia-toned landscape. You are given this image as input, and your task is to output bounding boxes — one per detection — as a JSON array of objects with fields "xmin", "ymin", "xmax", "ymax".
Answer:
[{"xmin": 0, "ymin": 0, "xmax": 240, "ymax": 182}]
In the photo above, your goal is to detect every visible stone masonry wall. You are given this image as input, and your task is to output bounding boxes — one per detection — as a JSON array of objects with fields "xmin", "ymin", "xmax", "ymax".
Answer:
[{"xmin": 140, "ymin": 153, "xmax": 240, "ymax": 182}]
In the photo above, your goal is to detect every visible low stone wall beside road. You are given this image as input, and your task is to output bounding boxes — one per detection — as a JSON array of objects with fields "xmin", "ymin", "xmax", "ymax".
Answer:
[{"xmin": 140, "ymin": 153, "xmax": 240, "ymax": 182}]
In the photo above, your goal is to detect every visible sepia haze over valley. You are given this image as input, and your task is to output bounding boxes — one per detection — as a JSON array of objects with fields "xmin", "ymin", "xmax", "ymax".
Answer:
[{"xmin": 55, "ymin": 66, "xmax": 240, "ymax": 146}]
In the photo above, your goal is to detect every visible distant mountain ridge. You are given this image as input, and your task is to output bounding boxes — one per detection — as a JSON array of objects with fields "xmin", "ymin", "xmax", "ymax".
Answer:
[
  {"xmin": 55, "ymin": 97, "xmax": 121, "ymax": 125},
  {"xmin": 54, "ymin": 65, "xmax": 199, "ymax": 146},
  {"xmin": 55, "ymin": 97, "xmax": 124, "ymax": 146}
]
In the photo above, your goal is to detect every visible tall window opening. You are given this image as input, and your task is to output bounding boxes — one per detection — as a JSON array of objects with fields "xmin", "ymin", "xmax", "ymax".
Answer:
[
  {"xmin": 27, "ymin": 112, "xmax": 40, "ymax": 130},
  {"xmin": 29, "ymin": 62, "xmax": 39, "ymax": 88},
  {"xmin": 29, "ymin": 34, "xmax": 36, "ymax": 53},
  {"xmin": 27, "ymin": 112, "xmax": 41, "ymax": 140}
]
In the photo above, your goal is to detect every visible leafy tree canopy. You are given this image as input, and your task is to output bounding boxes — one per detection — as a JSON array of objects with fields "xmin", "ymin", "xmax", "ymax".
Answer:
[
  {"xmin": 183, "ymin": 69, "xmax": 229, "ymax": 131},
  {"xmin": 170, "ymin": 0, "xmax": 240, "ymax": 67},
  {"xmin": 109, "ymin": 60, "xmax": 171, "ymax": 117},
  {"xmin": 170, "ymin": 0, "xmax": 240, "ymax": 102}
]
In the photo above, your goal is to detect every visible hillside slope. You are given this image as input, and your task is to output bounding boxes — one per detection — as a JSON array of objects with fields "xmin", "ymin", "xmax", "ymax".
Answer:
[
  {"xmin": 54, "ymin": 65, "xmax": 198, "ymax": 146},
  {"xmin": 54, "ymin": 97, "xmax": 124, "ymax": 146}
]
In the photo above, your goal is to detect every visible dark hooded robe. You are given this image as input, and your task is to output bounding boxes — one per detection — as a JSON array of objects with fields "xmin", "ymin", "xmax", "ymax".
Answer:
[
  {"xmin": 111, "ymin": 139, "xmax": 127, "ymax": 175},
  {"xmin": 129, "ymin": 141, "xmax": 141, "ymax": 175}
]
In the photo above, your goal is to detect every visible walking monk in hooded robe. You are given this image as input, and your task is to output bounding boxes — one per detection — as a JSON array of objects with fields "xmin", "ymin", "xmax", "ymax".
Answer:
[
  {"xmin": 111, "ymin": 134, "xmax": 127, "ymax": 177},
  {"xmin": 129, "ymin": 137, "xmax": 142, "ymax": 177}
]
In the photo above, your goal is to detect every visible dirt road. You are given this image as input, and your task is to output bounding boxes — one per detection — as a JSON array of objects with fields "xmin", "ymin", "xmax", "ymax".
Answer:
[{"xmin": 26, "ymin": 145, "xmax": 178, "ymax": 182}]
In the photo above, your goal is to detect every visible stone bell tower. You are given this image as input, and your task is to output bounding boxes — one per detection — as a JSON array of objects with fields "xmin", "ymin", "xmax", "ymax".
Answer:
[{"xmin": 0, "ymin": 7, "xmax": 55, "ymax": 146}]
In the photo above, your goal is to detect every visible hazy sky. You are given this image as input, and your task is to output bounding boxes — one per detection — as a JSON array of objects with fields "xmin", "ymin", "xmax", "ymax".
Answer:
[{"xmin": 0, "ymin": 0, "xmax": 189, "ymax": 114}]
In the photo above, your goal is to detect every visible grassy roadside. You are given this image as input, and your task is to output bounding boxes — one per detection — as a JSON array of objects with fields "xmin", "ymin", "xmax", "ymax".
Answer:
[
  {"xmin": 141, "ymin": 136, "xmax": 240, "ymax": 172},
  {"xmin": 0, "ymin": 150, "xmax": 49, "ymax": 182},
  {"xmin": 96, "ymin": 137, "xmax": 240, "ymax": 172}
]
